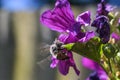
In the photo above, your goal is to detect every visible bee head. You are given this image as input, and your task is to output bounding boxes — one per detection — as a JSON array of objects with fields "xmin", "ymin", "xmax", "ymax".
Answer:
[{"xmin": 54, "ymin": 39, "xmax": 64, "ymax": 48}]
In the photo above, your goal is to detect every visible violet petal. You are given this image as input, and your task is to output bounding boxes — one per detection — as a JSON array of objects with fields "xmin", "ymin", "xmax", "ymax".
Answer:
[
  {"xmin": 58, "ymin": 33, "xmax": 77, "ymax": 44},
  {"xmin": 82, "ymin": 57, "xmax": 102, "ymax": 71},
  {"xmin": 78, "ymin": 31, "xmax": 95, "ymax": 42},
  {"xmin": 58, "ymin": 51, "xmax": 80, "ymax": 75},
  {"xmin": 92, "ymin": 16, "xmax": 110, "ymax": 43},
  {"xmin": 50, "ymin": 57, "xmax": 59, "ymax": 68},
  {"xmin": 40, "ymin": 0, "xmax": 75, "ymax": 32},
  {"xmin": 97, "ymin": 0, "xmax": 108, "ymax": 16},
  {"xmin": 111, "ymin": 32, "xmax": 120, "ymax": 41},
  {"xmin": 76, "ymin": 11, "xmax": 91, "ymax": 26}
]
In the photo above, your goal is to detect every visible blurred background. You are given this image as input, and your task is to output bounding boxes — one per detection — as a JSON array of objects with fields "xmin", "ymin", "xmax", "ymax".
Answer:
[{"xmin": 0, "ymin": 0, "xmax": 120, "ymax": 80}]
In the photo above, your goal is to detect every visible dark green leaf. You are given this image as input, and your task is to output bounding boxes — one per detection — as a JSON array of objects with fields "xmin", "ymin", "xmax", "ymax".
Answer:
[{"xmin": 64, "ymin": 38, "xmax": 102, "ymax": 63}]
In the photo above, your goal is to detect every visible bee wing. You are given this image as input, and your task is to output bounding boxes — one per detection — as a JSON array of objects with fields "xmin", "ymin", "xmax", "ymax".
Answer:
[
  {"xmin": 37, "ymin": 55, "xmax": 51, "ymax": 70},
  {"xmin": 38, "ymin": 43, "xmax": 50, "ymax": 57},
  {"xmin": 37, "ymin": 43, "xmax": 52, "ymax": 70}
]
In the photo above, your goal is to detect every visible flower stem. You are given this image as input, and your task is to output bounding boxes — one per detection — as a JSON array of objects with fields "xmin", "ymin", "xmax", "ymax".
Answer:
[{"xmin": 108, "ymin": 59, "xmax": 113, "ymax": 73}]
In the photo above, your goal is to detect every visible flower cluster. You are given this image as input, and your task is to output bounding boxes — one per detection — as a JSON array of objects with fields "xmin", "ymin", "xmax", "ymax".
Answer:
[{"xmin": 40, "ymin": 0, "xmax": 120, "ymax": 79}]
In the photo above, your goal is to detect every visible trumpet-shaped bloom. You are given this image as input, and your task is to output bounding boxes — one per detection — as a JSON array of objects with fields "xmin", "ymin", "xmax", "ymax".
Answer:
[
  {"xmin": 40, "ymin": 0, "xmax": 95, "ymax": 43},
  {"xmin": 40, "ymin": 0, "xmax": 97, "ymax": 75},
  {"xmin": 92, "ymin": 16, "xmax": 110, "ymax": 43},
  {"xmin": 92, "ymin": 0, "xmax": 110, "ymax": 43}
]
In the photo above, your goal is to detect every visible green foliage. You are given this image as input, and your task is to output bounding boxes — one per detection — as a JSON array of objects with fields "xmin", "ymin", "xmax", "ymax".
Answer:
[
  {"xmin": 102, "ymin": 43, "xmax": 117, "ymax": 59},
  {"xmin": 64, "ymin": 37, "xmax": 102, "ymax": 63},
  {"xmin": 64, "ymin": 38, "xmax": 120, "ymax": 80}
]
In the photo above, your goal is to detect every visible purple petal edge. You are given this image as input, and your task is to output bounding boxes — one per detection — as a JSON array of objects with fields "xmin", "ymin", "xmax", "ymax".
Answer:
[
  {"xmin": 40, "ymin": 0, "xmax": 75, "ymax": 32},
  {"xmin": 76, "ymin": 11, "xmax": 91, "ymax": 26}
]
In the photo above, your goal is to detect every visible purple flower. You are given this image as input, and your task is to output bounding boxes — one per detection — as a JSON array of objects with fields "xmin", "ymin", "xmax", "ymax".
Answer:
[
  {"xmin": 82, "ymin": 57, "xmax": 102, "ymax": 71},
  {"xmin": 92, "ymin": 16, "xmax": 110, "ymax": 43},
  {"xmin": 40, "ymin": 0, "xmax": 84, "ymax": 75},
  {"xmin": 40, "ymin": 0, "xmax": 95, "ymax": 75},
  {"xmin": 40, "ymin": 0, "xmax": 86, "ymax": 76},
  {"xmin": 40, "ymin": 0, "xmax": 96, "ymax": 76},
  {"xmin": 97, "ymin": 0, "xmax": 113, "ymax": 17},
  {"xmin": 111, "ymin": 32, "xmax": 120, "ymax": 41},
  {"xmin": 92, "ymin": 0, "xmax": 111, "ymax": 44},
  {"xmin": 40, "ymin": 0, "xmax": 95, "ymax": 43},
  {"xmin": 82, "ymin": 57, "xmax": 108, "ymax": 80}
]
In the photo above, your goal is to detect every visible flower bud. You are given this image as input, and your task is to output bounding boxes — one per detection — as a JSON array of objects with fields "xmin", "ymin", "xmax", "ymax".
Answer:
[{"xmin": 102, "ymin": 43, "xmax": 117, "ymax": 58}]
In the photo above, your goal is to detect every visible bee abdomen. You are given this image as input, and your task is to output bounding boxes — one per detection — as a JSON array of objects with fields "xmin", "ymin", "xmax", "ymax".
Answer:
[{"xmin": 57, "ymin": 53, "xmax": 69, "ymax": 60}]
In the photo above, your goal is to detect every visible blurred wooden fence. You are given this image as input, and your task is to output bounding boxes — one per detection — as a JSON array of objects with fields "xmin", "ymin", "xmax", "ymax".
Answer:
[{"xmin": 0, "ymin": 5, "xmax": 96, "ymax": 80}]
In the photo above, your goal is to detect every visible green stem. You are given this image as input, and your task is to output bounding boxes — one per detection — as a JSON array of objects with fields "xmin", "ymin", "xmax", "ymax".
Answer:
[{"xmin": 108, "ymin": 59, "xmax": 113, "ymax": 73}]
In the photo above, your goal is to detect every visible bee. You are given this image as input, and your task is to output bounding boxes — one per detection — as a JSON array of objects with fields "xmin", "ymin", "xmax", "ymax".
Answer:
[
  {"xmin": 50, "ymin": 39, "xmax": 69, "ymax": 60},
  {"xmin": 38, "ymin": 39, "xmax": 69, "ymax": 69}
]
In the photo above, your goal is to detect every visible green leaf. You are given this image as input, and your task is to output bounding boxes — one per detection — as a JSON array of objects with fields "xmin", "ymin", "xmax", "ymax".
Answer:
[{"xmin": 64, "ymin": 38, "xmax": 102, "ymax": 63}]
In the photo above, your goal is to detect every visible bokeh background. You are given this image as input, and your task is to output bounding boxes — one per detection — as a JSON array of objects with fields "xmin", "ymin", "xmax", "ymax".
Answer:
[{"xmin": 0, "ymin": 0, "xmax": 120, "ymax": 80}]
